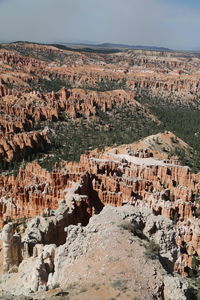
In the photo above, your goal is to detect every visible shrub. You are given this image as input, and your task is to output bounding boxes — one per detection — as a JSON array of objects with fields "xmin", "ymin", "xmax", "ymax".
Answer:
[
  {"xmin": 79, "ymin": 287, "xmax": 87, "ymax": 293},
  {"xmin": 144, "ymin": 241, "xmax": 160, "ymax": 260},
  {"xmin": 111, "ymin": 280, "xmax": 127, "ymax": 292},
  {"xmin": 118, "ymin": 222, "xmax": 133, "ymax": 232}
]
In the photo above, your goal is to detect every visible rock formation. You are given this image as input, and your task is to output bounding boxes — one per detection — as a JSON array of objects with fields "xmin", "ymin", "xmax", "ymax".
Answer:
[
  {"xmin": 1, "ymin": 41, "xmax": 200, "ymax": 166},
  {"xmin": 1, "ymin": 43, "xmax": 200, "ymax": 104},
  {"xmin": 2, "ymin": 223, "xmax": 22, "ymax": 273},
  {"xmin": 0, "ymin": 82, "xmax": 149, "ymax": 163},
  {"xmin": 0, "ymin": 42, "xmax": 199, "ymax": 298},
  {"xmin": 0, "ymin": 131, "xmax": 198, "ymax": 279},
  {"xmin": 0, "ymin": 205, "xmax": 190, "ymax": 299}
]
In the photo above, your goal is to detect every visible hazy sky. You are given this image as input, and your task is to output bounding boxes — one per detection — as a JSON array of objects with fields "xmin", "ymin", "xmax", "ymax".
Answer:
[{"xmin": 0, "ymin": 0, "xmax": 199, "ymax": 50}]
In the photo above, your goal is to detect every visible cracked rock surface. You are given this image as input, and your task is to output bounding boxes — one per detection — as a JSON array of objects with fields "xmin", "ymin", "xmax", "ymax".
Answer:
[{"xmin": 0, "ymin": 205, "xmax": 189, "ymax": 300}]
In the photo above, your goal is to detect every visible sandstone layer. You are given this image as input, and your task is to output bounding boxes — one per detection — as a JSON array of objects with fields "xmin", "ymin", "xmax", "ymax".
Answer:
[
  {"xmin": 0, "ymin": 205, "xmax": 189, "ymax": 299},
  {"xmin": 0, "ymin": 42, "xmax": 199, "ymax": 298},
  {"xmin": 1, "ymin": 42, "xmax": 200, "ymax": 165},
  {"xmin": 1, "ymin": 43, "xmax": 200, "ymax": 105},
  {"xmin": 0, "ymin": 132, "xmax": 199, "ymax": 279}
]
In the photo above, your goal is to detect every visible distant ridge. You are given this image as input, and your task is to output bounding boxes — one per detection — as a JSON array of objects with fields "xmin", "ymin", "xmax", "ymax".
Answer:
[
  {"xmin": 2, "ymin": 40, "xmax": 172, "ymax": 53},
  {"xmin": 97, "ymin": 43, "xmax": 172, "ymax": 52},
  {"xmin": 58, "ymin": 42, "xmax": 172, "ymax": 52}
]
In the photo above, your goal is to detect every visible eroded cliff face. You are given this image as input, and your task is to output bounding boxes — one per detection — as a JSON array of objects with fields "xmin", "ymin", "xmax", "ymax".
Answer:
[
  {"xmin": 0, "ymin": 132, "xmax": 199, "ymax": 278},
  {"xmin": 1, "ymin": 44, "xmax": 200, "ymax": 104},
  {"xmin": 0, "ymin": 86, "xmax": 150, "ymax": 163},
  {"xmin": 1, "ymin": 43, "xmax": 200, "ymax": 165},
  {"xmin": 0, "ymin": 88, "xmax": 138, "ymax": 126},
  {"xmin": 0, "ymin": 131, "xmax": 50, "ymax": 162},
  {"xmin": 0, "ymin": 43, "xmax": 199, "ymax": 297},
  {"xmin": 0, "ymin": 205, "xmax": 190, "ymax": 299}
]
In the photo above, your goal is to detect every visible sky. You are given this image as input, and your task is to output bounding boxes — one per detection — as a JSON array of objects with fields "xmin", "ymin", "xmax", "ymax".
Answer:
[{"xmin": 0, "ymin": 0, "xmax": 199, "ymax": 50}]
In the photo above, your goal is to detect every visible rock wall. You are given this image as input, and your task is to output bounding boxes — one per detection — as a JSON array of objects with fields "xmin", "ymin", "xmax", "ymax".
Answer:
[
  {"xmin": 1, "ymin": 44, "xmax": 200, "ymax": 104},
  {"xmin": 0, "ymin": 87, "xmax": 141, "ymax": 162},
  {"xmin": 0, "ymin": 205, "xmax": 190, "ymax": 298},
  {"xmin": 2, "ymin": 223, "xmax": 22, "ymax": 273},
  {"xmin": 0, "ymin": 131, "xmax": 49, "ymax": 162},
  {"xmin": 0, "ymin": 132, "xmax": 199, "ymax": 275}
]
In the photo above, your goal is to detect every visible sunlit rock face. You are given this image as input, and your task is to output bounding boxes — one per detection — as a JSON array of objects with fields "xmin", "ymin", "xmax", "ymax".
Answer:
[
  {"xmin": 0, "ymin": 44, "xmax": 199, "ymax": 296},
  {"xmin": 0, "ymin": 131, "xmax": 199, "ymax": 276}
]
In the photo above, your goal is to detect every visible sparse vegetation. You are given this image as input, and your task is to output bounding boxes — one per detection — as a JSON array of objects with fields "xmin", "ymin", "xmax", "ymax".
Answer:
[
  {"xmin": 91, "ymin": 283, "xmax": 100, "ymax": 290},
  {"xmin": 111, "ymin": 280, "xmax": 127, "ymax": 292},
  {"xmin": 118, "ymin": 221, "xmax": 147, "ymax": 240},
  {"xmin": 38, "ymin": 105, "xmax": 159, "ymax": 171},
  {"xmin": 187, "ymin": 256, "xmax": 200, "ymax": 300},
  {"xmin": 173, "ymin": 211, "xmax": 179, "ymax": 224},
  {"xmin": 136, "ymin": 90, "xmax": 200, "ymax": 172},
  {"xmin": 79, "ymin": 287, "xmax": 88, "ymax": 293},
  {"xmin": 94, "ymin": 78, "xmax": 127, "ymax": 91},
  {"xmin": 170, "ymin": 136, "xmax": 179, "ymax": 144},
  {"xmin": 193, "ymin": 195, "xmax": 200, "ymax": 218},
  {"xmin": 29, "ymin": 77, "xmax": 72, "ymax": 93},
  {"xmin": 144, "ymin": 241, "xmax": 160, "ymax": 260},
  {"xmin": 118, "ymin": 222, "xmax": 133, "ymax": 232}
]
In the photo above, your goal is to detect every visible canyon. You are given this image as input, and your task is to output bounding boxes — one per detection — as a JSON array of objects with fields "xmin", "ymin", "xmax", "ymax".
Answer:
[
  {"xmin": 0, "ymin": 42, "xmax": 199, "ymax": 299},
  {"xmin": 0, "ymin": 132, "xmax": 199, "ymax": 271}
]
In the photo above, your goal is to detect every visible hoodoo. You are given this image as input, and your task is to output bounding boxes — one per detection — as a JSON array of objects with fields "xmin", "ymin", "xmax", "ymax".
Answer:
[{"xmin": 0, "ymin": 41, "xmax": 199, "ymax": 299}]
